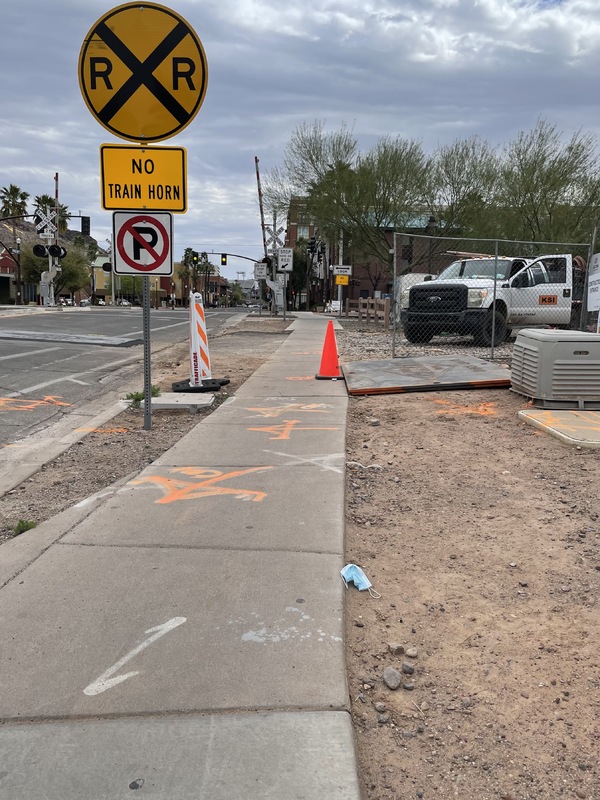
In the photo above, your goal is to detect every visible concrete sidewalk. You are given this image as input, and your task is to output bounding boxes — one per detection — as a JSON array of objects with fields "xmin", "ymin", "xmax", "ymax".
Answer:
[{"xmin": 0, "ymin": 314, "xmax": 361, "ymax": 799}]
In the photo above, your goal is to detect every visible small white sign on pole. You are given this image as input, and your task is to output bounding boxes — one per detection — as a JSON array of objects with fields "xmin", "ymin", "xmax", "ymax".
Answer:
[
  {"xmin": 333, "ymin": 265, "xmax": 352, "ymax": 276},
  {"xmin": 587, "ymin": 252, "xmax": 600, "ymax": 313},
  {"xmin": 277, "ymin": 247, "xmax": 293, "ymax": 272},
  {"xmin": 254, "ymin": 262, "xmax": 267, "ymax": 280}
]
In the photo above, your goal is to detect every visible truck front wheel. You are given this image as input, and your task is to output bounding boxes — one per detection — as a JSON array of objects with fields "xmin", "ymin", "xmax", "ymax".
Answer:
[
  {"xmin": 473, "ymin": 308, "xmax": 507, "ymax": 347},
  {"xmin": 404, "ymin": 324, "xmax": 434, "ymax": 344}
]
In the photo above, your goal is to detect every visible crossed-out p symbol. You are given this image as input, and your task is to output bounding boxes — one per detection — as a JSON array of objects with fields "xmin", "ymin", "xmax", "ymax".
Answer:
[{"xmin": 133, "ymin": 226, "xmax": 159, "ymax": 262}]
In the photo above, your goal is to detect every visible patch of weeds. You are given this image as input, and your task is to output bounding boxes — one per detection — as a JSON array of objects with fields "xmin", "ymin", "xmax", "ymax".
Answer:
[
  {"xmin": 125, "ymin": 386, "xmax": 161, "ymax": 409},
  {"xmin": 13, "ymin": 519, "xmax": 36, "ymax": 535}
]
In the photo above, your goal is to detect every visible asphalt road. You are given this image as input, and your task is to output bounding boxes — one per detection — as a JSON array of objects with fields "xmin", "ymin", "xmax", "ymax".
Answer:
[{"xmin": 0, "ymin": 307, "xmax": 243, "ymax": 445}]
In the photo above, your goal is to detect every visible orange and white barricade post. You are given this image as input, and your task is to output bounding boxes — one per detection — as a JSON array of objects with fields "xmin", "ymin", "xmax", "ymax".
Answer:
[
  {"xmin": 189, "ymin": 291, "xmax": 212, "ymax": 385},
  {"xmin": 172, "ymin": 292, "xmax": 230, "ymax": 393}
]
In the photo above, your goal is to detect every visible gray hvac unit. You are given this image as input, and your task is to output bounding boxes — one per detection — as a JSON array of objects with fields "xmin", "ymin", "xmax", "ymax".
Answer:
[{"xmin": 511, "ymin": 328, "xmax": 600, "ymax": 409}]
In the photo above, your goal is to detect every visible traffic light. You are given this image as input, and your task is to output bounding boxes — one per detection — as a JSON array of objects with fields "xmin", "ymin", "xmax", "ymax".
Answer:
[
  {"xmin": 221, "ymin": 253, "xmax": 227, "ymax": 266},
  {"xmin": 33, "ymin": 244, "xmax": 67, "ymax": 259},
  {"xmin": 262, "ymin": 256, "xmax": 272, "ymax": 269},
  {"xmin": 102, "ymin": 262, "xmax": 112, "ymax": 273},
  {"xmin": 192, "ymin": 251, "xmax": 199, "ymax": 264},
  {"xmin": 81, "ymin": 216, "xmax": 91, "ymax": 236}
]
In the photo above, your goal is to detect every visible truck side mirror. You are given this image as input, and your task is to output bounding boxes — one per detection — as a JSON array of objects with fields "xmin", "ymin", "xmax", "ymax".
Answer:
[{"xmin": 423, "ymin": 274, "xmax": 433, "ymax": 282}]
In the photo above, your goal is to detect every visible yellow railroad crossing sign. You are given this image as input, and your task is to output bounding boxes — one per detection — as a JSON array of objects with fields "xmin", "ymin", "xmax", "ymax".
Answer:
[
  {"xmin": 79, "ymin": 2, "xmax": 208, "ymax": 143},
  {"xmin": 335, "ymin": 275, "xmax": 349, "ymax": 286}
]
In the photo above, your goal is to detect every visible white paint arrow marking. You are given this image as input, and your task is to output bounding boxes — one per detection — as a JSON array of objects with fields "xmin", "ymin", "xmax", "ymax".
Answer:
[{"xmin": 83, "ymin": 617, "xmax": 186, "ymax": 696}]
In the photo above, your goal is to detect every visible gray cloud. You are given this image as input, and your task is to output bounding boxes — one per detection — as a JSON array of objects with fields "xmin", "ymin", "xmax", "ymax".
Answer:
[{"xmin": 0, "ymin": 0, "xmax": 597, "ymax": 279}]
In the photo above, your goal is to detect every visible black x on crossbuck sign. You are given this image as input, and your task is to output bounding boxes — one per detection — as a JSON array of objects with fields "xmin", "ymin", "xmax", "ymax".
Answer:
[{"xmin": 79, "ymin": 2, "xmax": 208, "ymax": 143}]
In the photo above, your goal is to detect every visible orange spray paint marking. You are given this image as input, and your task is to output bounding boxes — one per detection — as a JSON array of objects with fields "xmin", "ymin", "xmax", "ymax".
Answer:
[
  {"xmin": 244, "ymin": 403, "xmax": 332, "ymax": 419},
  {"xmin": 248, "ymin": 419, "xmax": 339, "ymax": 441},
  {"xmin": 432, "ymin": 398, "xmax": 497, "ymax": 417},
  {"xmin": 132, "ymin": 466, "xmax": 273, "ymax": 504},
  {"xmin": 0, "ymin": 395, "xmax": 72, "ymax": 412}
]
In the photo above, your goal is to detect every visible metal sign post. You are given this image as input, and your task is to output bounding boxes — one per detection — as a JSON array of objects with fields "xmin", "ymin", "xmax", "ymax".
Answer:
[{"xmin": 143, "ymin": 275, "xmax": 152, "ymax": 430}]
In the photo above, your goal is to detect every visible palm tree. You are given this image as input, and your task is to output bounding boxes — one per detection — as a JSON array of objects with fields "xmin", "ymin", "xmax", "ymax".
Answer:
[
  {"xmin": 33, "ymin": 194, "xmax": 70, "ymax": 233},
  {"xmin": 0, "ymin": 184, "xmax": 29, "ymax": 219},
  {"xmin": 1, "ymin": 184, "xmax": 30, "ymax": 252}
]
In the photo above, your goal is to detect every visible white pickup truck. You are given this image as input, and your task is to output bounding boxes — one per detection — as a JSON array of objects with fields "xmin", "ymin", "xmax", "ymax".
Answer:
[{"xmin": 400, "ymin": 253, "xmax": 586, "ymax": 346}]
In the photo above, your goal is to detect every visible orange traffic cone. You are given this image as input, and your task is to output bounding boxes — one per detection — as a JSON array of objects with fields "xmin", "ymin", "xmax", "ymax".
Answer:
[{"xmin": 315, "ymin": 320, "xmax": 342, "ymax": 380}]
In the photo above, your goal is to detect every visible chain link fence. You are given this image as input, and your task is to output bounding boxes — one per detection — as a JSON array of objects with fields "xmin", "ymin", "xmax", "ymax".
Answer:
[{"xmin": 391, "ymin": 233, "xmax": 595, "ymax": 360}]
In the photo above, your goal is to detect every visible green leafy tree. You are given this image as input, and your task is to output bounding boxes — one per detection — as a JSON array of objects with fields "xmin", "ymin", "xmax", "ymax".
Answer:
[
  {"xmin": 263, "ymin": 121, "xmax": 358, "ymax": 218},
  {"xmin": 231, "ymin": 282, "xmax": 244, "ymax": 305},
  {"xmin": 496, "ymin": 118, "xmax": 600, "ymax": 247},
  {"xmin": 427, "ymin": 136, "xmax": 500, "ymax": 238},
  {"xmin": 312, "ymin": 138, "xmax": 429, "ymax": 265}
]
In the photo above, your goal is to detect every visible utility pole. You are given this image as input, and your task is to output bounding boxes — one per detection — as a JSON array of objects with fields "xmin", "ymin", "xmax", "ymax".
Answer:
[{"xmin": 255, "ymin": 156, "xmax": 268, "ymax": 316}]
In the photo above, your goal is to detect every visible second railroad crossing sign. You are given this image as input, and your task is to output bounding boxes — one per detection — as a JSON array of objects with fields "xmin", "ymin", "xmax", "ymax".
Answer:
[
  {"xmin": 113, "ymin": 211, "xmax": 173, "ymax": 275},
  {"xmin": 78, "ymin": 2, "xmax": 208, "ymax": 143}
]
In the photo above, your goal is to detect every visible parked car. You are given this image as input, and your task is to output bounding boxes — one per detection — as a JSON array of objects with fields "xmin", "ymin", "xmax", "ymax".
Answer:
[
  {"xmin": 118, "ymin": 299, "xmax": 131, "ymax": 306},
  {"xmin": 79, "ymin": 299, "xmax": 91, "ymax": 307},
  {"xmin": 97, "ymin": 299, "xmax": 106, "ymax": 306}
]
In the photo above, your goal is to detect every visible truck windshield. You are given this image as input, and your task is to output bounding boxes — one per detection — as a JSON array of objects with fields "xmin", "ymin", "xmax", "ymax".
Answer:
[{"xmin": 437, "ymin": 259, "xmax": 513, "ymax": 281}]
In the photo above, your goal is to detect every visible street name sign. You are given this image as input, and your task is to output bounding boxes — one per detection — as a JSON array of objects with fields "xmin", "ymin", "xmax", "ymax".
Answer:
[
  {"xmin": 112, "ymin": 211, "xmax": 173, "ymax": 275},
  {"xmin": 277, "ymin": 247, "xmax": 293, "ymax": 272},
  {"xmin": 100, "ymin": 143, "xmax": 187, "ymax": 212},
  {"xmin": 79, "ymin": 3, "xmax": 208, "ymax": 143},
  {"xmin": 333, "ymin": 265, "xmax": 352, "ymax": 276}
]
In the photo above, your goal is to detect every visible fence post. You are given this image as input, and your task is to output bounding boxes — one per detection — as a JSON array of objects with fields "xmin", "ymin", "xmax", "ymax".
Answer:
[{"xmin": 383, "ymin": 297, "xmax": 390, "ymax": 330}]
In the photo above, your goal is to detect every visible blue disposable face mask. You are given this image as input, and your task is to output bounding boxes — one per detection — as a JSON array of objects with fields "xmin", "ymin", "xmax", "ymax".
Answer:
[{"xmin": 341, "ymin": 564, "xmax": 381, "ymax": 597}]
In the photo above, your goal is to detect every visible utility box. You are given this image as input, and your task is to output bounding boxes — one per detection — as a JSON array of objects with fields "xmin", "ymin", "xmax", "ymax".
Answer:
[{"xmin": 511, "ymin": 328, "xmax": 600, "ymax": 409}]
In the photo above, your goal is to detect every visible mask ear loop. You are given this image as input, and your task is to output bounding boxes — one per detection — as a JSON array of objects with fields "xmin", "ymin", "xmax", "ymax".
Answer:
[{"xmin": 368, "ymin": 587, "xmax": 381, "ymax": 599}]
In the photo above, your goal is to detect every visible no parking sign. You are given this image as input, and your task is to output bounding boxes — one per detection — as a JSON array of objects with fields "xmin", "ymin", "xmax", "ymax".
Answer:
[{"xmin": 112, "ymin": 211, "xmax": 173, "ymax": 275}]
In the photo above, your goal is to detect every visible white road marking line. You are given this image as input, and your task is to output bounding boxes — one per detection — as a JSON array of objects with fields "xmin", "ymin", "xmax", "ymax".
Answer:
[
  {"xmin": 6, "ymin": 353, "xmax": 141, "ymax": 396},
  {"xmin": 83, "ymin": 617, "xmax": 187, "ymax": 696},
  {"xmin": 0, "ymin": 346, "xmax": 63, "ymax": 361}
]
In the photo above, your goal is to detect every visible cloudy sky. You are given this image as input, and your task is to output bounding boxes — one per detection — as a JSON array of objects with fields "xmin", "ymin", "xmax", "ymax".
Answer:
[{"xmin": 1, "ymin": 0, "xmax": 598, "ymax": 281}]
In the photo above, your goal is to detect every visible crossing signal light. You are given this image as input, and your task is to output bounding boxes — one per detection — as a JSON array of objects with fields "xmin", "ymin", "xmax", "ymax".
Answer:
[
  {"xmin": 102, "ymin": 262, "xmax": 112, "ymax": 273},
  {"xmin": 33, "ymin": 244, "xmax": 67, "ymax": 259},
  {"xmin": 221, "ymin": 253, "xmax": 227, "ymax": 266},
  {"xmin": 81, "ymin": 216, "xmax": 91, "ymax": 236}
]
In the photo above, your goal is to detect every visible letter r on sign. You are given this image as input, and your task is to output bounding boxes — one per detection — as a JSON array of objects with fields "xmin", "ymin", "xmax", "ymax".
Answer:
[
  {"xmin": 90, "ymin": 57, "xmax": 113, "ymax": 89},
  {"xmin": 172, "ymin": 57, "xmax": 195, "ymax": 90}
]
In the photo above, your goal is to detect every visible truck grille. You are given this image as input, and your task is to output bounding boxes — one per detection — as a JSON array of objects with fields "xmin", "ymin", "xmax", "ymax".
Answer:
[{"xmin": 409, "ymin": 284, "xmax": 468, "ymax": 313}]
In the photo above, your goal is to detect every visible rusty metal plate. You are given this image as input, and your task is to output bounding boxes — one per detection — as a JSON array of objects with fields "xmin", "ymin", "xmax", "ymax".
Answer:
[{"xmin": 342, "ymin": 355, "xmax": 511, "ymax": 396}]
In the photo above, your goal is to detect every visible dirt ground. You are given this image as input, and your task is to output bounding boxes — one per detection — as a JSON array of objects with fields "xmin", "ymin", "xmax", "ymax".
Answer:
[
  {"xmin": 1, "ymin": 318, "xmax": 599, "ymax": 800},
  {"xmin": 344, "ymin": 386, "xmax": 599, "ymax": 800}
]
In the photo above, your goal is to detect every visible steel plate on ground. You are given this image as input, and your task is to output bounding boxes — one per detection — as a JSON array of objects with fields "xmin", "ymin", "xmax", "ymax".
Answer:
[{"xmin": 342, "ymin": 355, "xmax": 511, "ymax": 396}]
